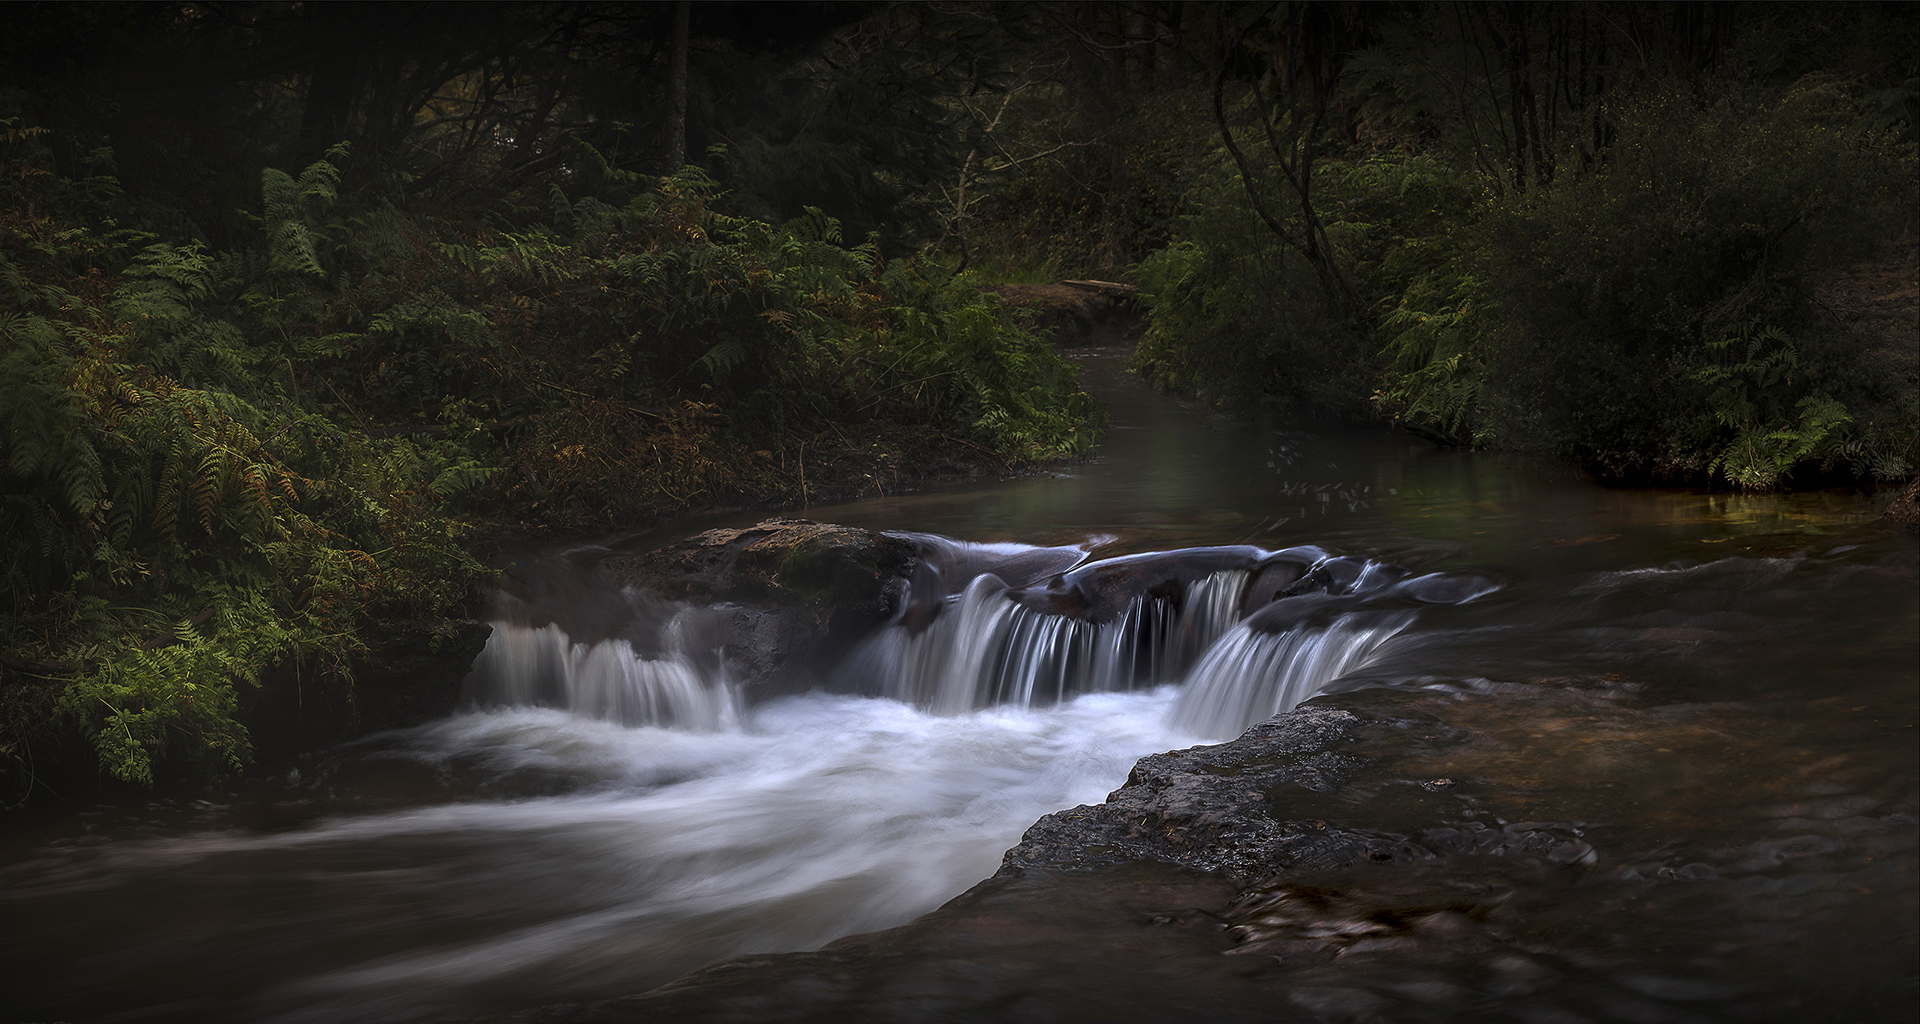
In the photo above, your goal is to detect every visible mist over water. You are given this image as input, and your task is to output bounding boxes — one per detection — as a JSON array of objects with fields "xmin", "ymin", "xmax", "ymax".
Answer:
[{"xmin": 3, "ymin": 689, "xmax": 1200, "ymax": 1022}]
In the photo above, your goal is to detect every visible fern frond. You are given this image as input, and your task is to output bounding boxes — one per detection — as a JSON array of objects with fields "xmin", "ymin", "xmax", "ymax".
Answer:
[
  {"xmin": 696, "ymin": 339, "xmax": 748, "ymax": 375},
  {"xmin": 295, "ymin": 153, "xmax": 342, "ymax": 210},
  {"xmin": 269, "ymin": 221, "xmax": 326, "ymax": 279},
  {"xmin": 57, "ymin": 434, "xmax": 104, "ymax": 517},
  {"xmin": 261, "ymin": 168, "xmax": 298, "ymax": 226}
]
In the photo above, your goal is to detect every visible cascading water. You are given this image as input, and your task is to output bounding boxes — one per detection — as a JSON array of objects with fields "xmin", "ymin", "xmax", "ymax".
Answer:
[
  {"xmin": 847, "ymin": 568, "xmax": 1248, "ymax": 713},
  {"xmin": 9, "ymin": 342, "xmax": 1909, "ymax": 1024},
  {"xmin": 1168, "ymin": 599, "xmax": 1415, "ymax": 738},
  {"xmin": 1168, "ymin": 569, "xmax": 1503, "ymax": 737},
  {"xmin": 822, "ymin": 540, "xmax": 1504, "ymax": 737},
  {"xmin": 464, "ymin": 604, "xmax": 739, "ymax": 730},
  {"xmin": 465, "ymin": 538, "xmax": 1501, "ymax": 740}
]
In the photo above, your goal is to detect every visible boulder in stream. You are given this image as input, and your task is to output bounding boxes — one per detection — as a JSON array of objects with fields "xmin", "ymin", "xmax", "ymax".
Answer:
[
  {"xmin": 601, "ymin": 517, "xmax": 919, "ymax": 608},
  {"xmin": 593, "ymin": 518, "xmax": 921, "ymax": 697},
  {"xmin": 999, "ymin": 705, "xmax": 1383, "ymax": 883}
]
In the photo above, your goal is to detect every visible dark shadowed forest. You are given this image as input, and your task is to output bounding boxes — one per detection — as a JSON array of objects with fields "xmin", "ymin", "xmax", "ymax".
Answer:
[{"xmin": 2, "ymin": 1, "xmax": 1914, "ymax": 794}]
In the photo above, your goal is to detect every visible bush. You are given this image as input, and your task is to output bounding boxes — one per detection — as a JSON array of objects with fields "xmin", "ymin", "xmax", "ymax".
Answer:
[
  {"xmin": 1461, "ymin": 80, "xmax": 1917, "ymax": 483},
  {"xmin": 1, "ymin": 201, "xmax": 488, "ymax": 784},
  {"xmin": 2, "ymin": 135, "xmax": 1099, "ymax": 788},
  {"xmin": 1132, "ymin": 150, "xmax": 1472, "ymax": 418}
]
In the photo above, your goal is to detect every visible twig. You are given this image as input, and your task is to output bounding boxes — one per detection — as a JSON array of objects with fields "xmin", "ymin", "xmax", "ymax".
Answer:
[{"xmin": 940, "ymin": 433, "xmax": 1011, "ymax": 468}]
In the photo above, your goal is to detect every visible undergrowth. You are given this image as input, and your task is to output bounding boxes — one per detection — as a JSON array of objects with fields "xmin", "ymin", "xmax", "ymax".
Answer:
[
  {"xmin": 0, "ymin": 127, "xmax": 1098, "ymax": 791},
  {"xmin": 1128, "ymin": 78, "xmax": 1917, "ymax": 488}
]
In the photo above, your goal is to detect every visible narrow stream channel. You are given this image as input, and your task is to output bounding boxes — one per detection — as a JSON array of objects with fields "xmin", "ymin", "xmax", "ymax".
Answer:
[{"xmin": 3, "ymin": 346, "xmax": 1914, "ymax": 1023}]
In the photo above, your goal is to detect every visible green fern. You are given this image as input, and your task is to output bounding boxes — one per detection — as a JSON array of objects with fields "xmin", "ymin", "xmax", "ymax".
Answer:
[{"xmin": 1695, "ymin": 324, "xmax": 1854, "ymax": 489}]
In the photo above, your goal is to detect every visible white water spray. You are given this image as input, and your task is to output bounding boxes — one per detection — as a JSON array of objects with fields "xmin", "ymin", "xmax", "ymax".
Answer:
[
  {"xmin": 465, "ymin": 611, "xmax": 738, "ymax": 730},
  {"xmin": 1169, "ymin": 607, "xmax": 1415, "ymax": 738},
  {"xmin": 849, "ymin": 568, "xmax": 1253, "ymax": 713}
]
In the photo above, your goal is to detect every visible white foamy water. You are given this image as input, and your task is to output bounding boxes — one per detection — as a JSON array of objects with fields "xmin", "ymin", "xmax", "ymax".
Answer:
[
  {"xmin": 847, "ymin": 569, "xmax": 1255, "ymax": 713},
  {"xmin": 464, "ymin": 612, "xmax": 740, "ymax": 730},
  {"xmin": 1170, "ymin": 607, "xmax": 1416, "ymax": 738},
  {"xmin": 5, "ymin": 690, "xmax": 1198, "ymax": 1023},
  {"xmin": 5, "ymin": 538, "xmax": 1504, "ymax": 1022}
]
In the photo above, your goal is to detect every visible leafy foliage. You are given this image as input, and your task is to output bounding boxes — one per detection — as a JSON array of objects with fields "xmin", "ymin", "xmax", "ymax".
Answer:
[
  {"xmin": 1461, "ymin": 81, "xmax": 1916, "ymax": 483},
  {"xmin": 1131, "ymin": 149, "xmax": 1473, "ymax": 417},
  {"xmin": 1, "ymin": 127, "xmax": 1095, "ymax": 789},
  {"xmin": 1130, "ymin": 44, "xmax": 1915, "ymax": 488}
]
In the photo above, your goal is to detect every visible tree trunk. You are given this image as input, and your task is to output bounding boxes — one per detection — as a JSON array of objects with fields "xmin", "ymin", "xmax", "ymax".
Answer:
[
  {"xmin": 665, "ymin": 0, "xmax": 689, "ymax": 171},
  {"xmin": 298, "ymin": 3, "xmax": 366, "ymax": 166}
]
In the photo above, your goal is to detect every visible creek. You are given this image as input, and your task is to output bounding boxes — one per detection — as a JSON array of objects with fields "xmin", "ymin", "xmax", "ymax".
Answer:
[{"xmin": 2, "ymin": 345, "xmax": 1914, "ymax": 1023}]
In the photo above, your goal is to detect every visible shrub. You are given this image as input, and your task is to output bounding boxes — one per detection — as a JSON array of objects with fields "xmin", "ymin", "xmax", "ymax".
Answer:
[
  {"xmin": 3, "ymin": 139, "xmax": 1099, "ymax": 786},
  {"xmin": 1463, "ymin": 80, "xmax": 1916, "ymax": 484}
]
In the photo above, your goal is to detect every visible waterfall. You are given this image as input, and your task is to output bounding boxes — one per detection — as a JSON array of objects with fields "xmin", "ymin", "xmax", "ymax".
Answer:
[
  {"xmin": 465, "ymin": 536, "xmax": 1499, "ymax": 741},
  {"xmin": 850, "ymin": 550, "xmax": 1495, "ymax": 734},
  {"xmin": 1168, "ymin": 599, "xmax": 1415, "ymax": 739},
  {"xmin": 851, "ymin": 569, "xmax": 1252, "ymax": 713},
  {"xmin": 464, "ymin": 609, "xmax": 738, "ymax": 730}
]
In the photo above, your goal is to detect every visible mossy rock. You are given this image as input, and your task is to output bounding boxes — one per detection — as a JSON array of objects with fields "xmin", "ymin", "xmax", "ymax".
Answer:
[
  {"xmin": 774, "ymin": 535, "xmax": 886, "ymax": 608},
  {"xmin": 603, "ymin": 518, "xmax": 918, "ymax": 613}
]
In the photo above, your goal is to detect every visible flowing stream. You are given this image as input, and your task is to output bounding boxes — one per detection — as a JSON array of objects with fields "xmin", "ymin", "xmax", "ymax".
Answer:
[{"xmin": 3, "ymin": 346, "xmax": 1914, "ymax": 1023}]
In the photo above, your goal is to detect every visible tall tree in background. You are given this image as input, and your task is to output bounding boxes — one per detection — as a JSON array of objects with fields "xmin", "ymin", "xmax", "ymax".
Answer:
[
  {"xmin": 1211, "ymin": 1, "xmax": 1368, "ymax": 313},
  {"xmin": 665, "ymin": 0, "xmax": 690, "ymax": 170}
]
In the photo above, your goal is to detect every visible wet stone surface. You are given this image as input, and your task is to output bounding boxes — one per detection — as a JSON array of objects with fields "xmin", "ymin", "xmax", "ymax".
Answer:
[
  {"xmin": 999, "ymin": 705, "xmax": 1374, "ymax": 881},
  {"xmin": 1000, "ymin": 705, "xmax": 1600, "ymax": 885}
]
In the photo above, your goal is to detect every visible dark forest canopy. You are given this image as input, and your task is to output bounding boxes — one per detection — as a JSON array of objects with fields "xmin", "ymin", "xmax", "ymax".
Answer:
[
  {"xmin": 4, "ymin": 2, "xmax": 1914, "ymax": 249},
  {"xmin": 1, "ymin": 1, "xmax": 1915, "ymax": 794}
]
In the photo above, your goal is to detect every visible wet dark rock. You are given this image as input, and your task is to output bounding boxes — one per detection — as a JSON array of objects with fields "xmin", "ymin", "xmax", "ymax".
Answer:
[
  {"xmin": 591, "ymin": 519, "xmax": 921, "ymax": 697},
  {"xmin": 1661, "ymin": 862, "xmax": 1720, "ymax": 881},
  {"xmin": 1012, "ymin": 545, "xmax": 1271, "ymax": 623},
  {"xmin": 1006, "ymin": 545, "xmax": 1330, "ymax": 624},
  {"xmin": 246, "ymin": 618, "xmax": 494, "ymax": 758},
  {"xmin": 1241, "ymin": 557, "xmax": 1311, "ymax": 608},
  {"xmin": 1241, "ymin": 592, "xmax": 1364, "ymax": 633},
  {"xmin": 998, "ymin": 546, "xmax": 1498, "ymax": 636},
  {"xmin": 998, "ymin": 706, "xmax": 1382, "ymax": 884},
  {"xmin": 1396, "ymin": 571, "xmax": 1503, "ymax": 605},
  {"xmin": 913, "ymin": 539, "xmax": 1089, "ymax": 595},
  {"xmin": 601, "ymin": 518, "xmax": 918, "ymax": 612},
  {"xmin": 351, "ymin": 618, "xmax": 497, "ymax": 729},
  {"xmin": 1000, "ymin": 704, "xmax": 1595, "ymax": 885},
  {"xmin": 1285, "ymin": 554, "xmax": 1371, "ymax": 596}
]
